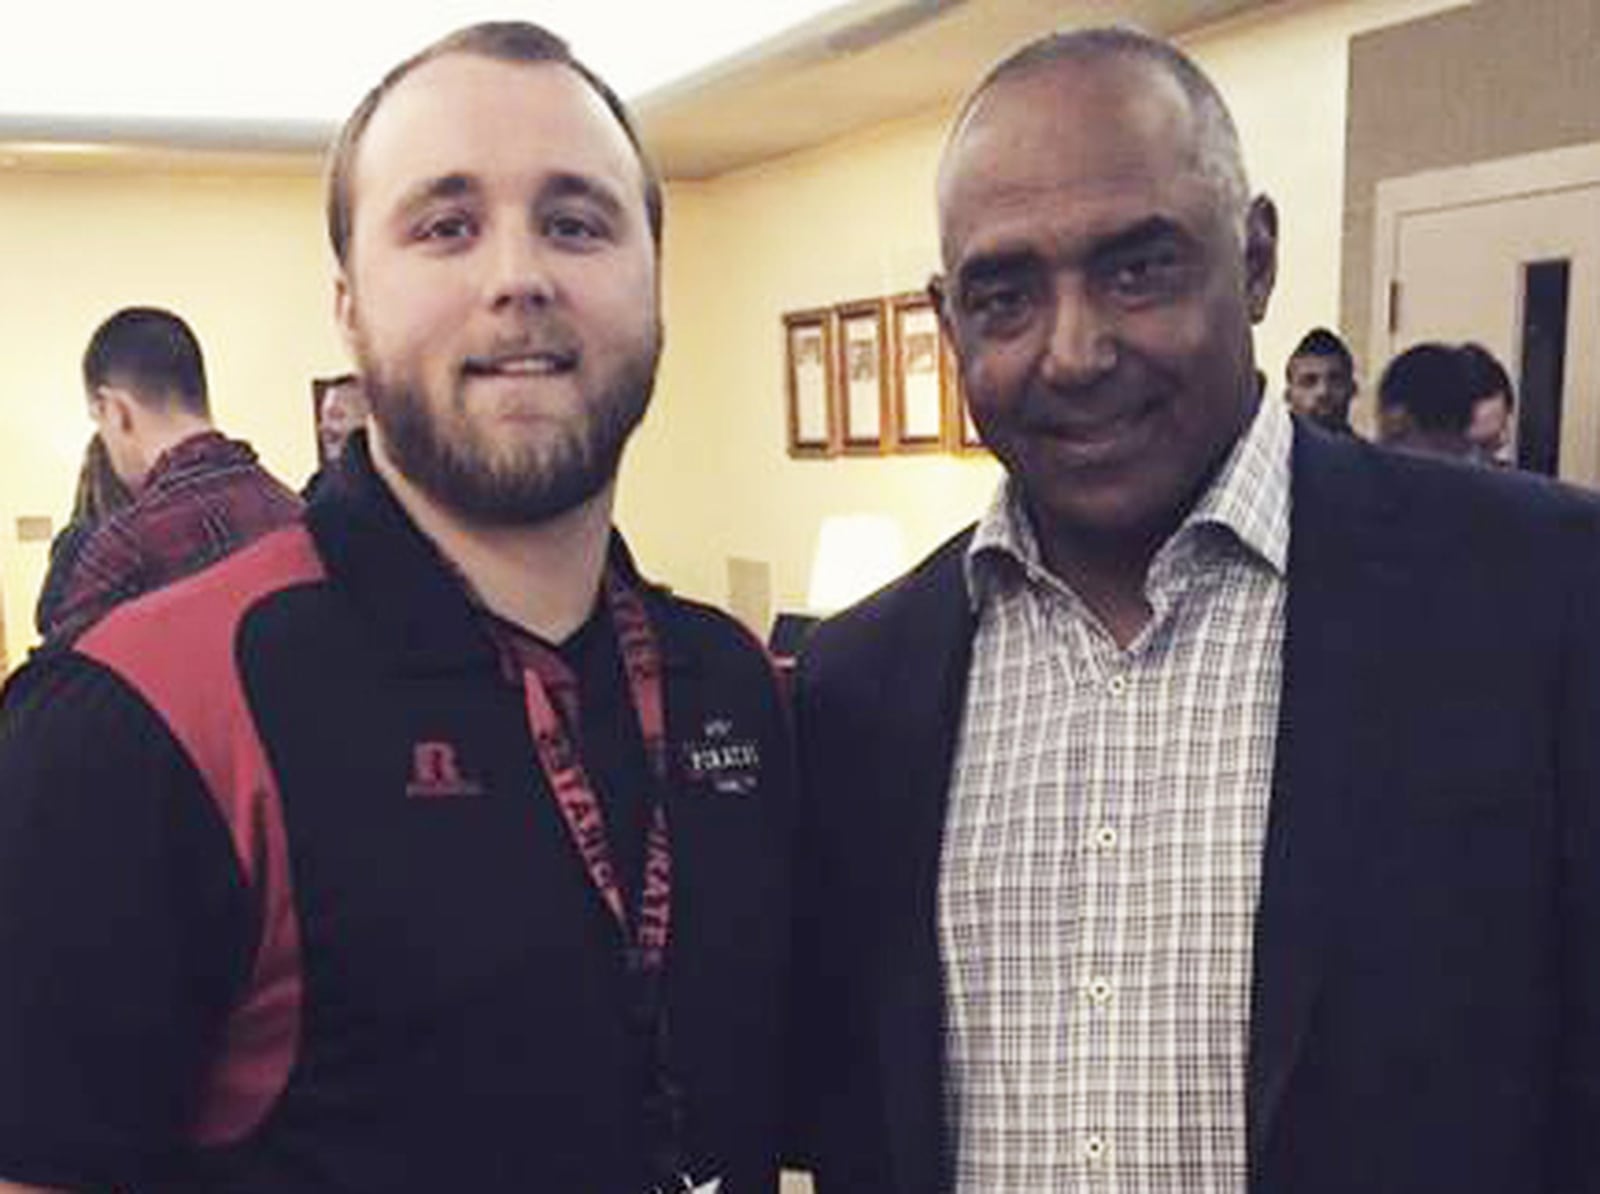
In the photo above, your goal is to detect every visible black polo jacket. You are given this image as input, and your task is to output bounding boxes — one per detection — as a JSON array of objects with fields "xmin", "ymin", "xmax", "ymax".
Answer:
[{"xmin": 0, "ymin": 445, "xmax": 793, "ymax": 1193}]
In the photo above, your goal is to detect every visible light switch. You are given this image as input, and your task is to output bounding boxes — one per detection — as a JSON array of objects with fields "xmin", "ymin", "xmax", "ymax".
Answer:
[{"xmin": 15, "ymin": 515, "xmax": 53, "ymax": 543}]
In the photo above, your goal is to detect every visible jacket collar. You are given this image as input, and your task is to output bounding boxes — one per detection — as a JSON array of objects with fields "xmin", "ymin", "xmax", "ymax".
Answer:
[{"xmin": 142, "ymin": 429, "xmax": 257, "ymax": 492}]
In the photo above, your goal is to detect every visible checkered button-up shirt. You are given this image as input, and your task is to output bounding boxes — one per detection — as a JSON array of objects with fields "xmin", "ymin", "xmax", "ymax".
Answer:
[
  {"xmin": 941, "ymin": 395, "xmax": 1291, "ymax": 1193},
  {"xmin": 46, "ymin": 431, "xmax": 302, "ymax": 640}
]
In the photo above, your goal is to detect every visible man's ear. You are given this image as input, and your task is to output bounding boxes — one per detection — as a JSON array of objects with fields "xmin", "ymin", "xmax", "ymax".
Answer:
[
  {"xmin": 928, "ymin": 274, "xmax": 954, "ymax": 342},
  {"xmin": 96, "ymin": 386, "xmax": 138, "ymax": 434},
  {"xmin": 334, "ymin": 270, "xmax": 359, "ymax": 357},
  {"xmin": 1243, "ymin": 195, "xmax": 1278, "ymax": 324}
]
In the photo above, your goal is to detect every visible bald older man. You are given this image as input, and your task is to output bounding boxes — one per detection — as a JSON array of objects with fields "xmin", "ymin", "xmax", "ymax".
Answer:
[{"xmin": 792, "ymin": 27, "xmax": 1600, "ymax": 1194}]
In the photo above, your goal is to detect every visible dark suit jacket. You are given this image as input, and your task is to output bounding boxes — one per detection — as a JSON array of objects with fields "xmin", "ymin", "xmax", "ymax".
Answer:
[{"xmin": 792, "ymin": 423, "xmax": 1600, "ymax": 1194}]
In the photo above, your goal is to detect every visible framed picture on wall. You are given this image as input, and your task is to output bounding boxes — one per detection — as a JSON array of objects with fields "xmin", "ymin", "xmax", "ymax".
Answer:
[
  {"xmin": 836, "ymin": 299, "xmax": 888, "ymax": 453},
  {"xmin": 783, "ymin": 309, "xmax": 837, "ymax": 457},
  {"xmin": 888, "ymin": 291, "xmax": 948, "ymax": 451},
  {"xmin": 943, "ymin": 336, "xmax": 986, "ymax": 453}
]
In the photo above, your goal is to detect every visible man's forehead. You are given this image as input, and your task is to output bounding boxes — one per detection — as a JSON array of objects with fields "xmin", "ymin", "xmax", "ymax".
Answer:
[
  {"xmin": 945, "ymin": 58, "xmax": 1198, "ymax": 182},
  {"xmin": 352, "ymin": 53, "xmax": 641, "ymax": 205},
  {"xmin": 938, "ymin": 58, "xmax": 1211, "ymax": 248},
  {"xmin": 1290, "ymin": 355, "xmax": 1347, "ymax": 376}
]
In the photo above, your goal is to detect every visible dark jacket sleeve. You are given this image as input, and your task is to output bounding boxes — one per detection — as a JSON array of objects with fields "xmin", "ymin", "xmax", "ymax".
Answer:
[
  {"xmin": 0, "ymin": 654, "xmax": 255, "ymax": 1189},
  {"xmin": 1554, "ymin": 496, "xmax": 1600, "ymax": 1188}
]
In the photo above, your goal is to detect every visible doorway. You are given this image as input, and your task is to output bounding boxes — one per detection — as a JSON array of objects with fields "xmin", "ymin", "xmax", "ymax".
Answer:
[{"xmin": 1370, "ymin": 143, "xmax": 1600, "ymax": 483}]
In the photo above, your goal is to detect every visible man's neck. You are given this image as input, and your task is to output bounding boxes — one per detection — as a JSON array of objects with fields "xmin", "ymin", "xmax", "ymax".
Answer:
[
  {"xmin": 130, "ymin": 417, "xmax": 215, "ymax": 491},
  {"xmin": 1037, "ymin": 522, "xmax": 1162, "ymax": 650},
  {"xmin": 1388, "ymin": 427, "xmax": 1474, "ymax": 460},
  {"xmin": 370, "ymin": 438, "xmax": 614, "ymax": 643},
  {"xmin": 143, "ymin": 418, "xmax": 213, "ymax": 464}
]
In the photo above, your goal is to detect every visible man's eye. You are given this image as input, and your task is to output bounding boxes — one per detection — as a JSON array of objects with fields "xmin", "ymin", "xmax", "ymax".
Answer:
[
  {"xmin": 963, "ymin": 283, "xmax": 1032, "ymax": 329},
  {"xmin": 415, "ymin": 212, "xmax": 476, "ymax": 243},
  {"xmin": 1104, "ymin": 246, "xmax": 1186, "ymax": 299},
  {"xmin": 545, "ymin": 212, "xmax": 606, "ymax": 243}
]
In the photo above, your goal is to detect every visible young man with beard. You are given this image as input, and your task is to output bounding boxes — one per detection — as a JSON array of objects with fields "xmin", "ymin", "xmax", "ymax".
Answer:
[
  {"xmin": 0, "ymin": 23, "xmax": 788, "ymax": 1194},
  {"xmin": 792, "ymin": 27, "xmax": 1600, "ymax": 1194}
]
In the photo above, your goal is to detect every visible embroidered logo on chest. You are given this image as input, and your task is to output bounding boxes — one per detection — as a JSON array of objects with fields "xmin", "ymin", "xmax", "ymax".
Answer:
[
  {"xmin": 680, "ymin": 717, "xmax": 762, "ymax": 796},
  {"xmin": 405, "ymin": 740, "xmax": 485, "ymax": 799}
]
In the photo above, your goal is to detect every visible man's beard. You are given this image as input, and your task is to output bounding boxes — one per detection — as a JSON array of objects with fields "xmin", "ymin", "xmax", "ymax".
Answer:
[{"xmin": 358, "ymin": 327, "xmax": 660, "ymax": 527}]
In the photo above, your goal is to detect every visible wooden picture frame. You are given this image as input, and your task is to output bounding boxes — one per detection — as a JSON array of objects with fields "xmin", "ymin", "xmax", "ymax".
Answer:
[
  {"xmin": 783, "ymin": 309, "xmax": 837, "ymax": 457},
  {"xmin": 887, "ymin": 291, "xmax": 949, "ymax": 452},
  {"xmin": 835, "ymin": 299, "xmax": 889, "ymax": 454},
  {"xmin": 943, "ymin": 336, "xmax": 986, "ymax": 453}
]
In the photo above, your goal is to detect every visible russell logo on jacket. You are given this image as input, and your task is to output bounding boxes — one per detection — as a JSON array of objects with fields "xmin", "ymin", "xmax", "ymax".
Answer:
[{"xmin": 405, "ymin": 740, "xmax": 486, "ymax": 799}]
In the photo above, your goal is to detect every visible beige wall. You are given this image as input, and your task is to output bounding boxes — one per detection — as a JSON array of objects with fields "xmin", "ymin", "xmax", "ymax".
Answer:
[
  {"xmin": 1344, "ymin": 0, "xmax": 1600, "ymax": 373},
  {"xmin": 0, "ymin": 0, "xmax": 1465, "ymax": 665},
  {"xmin": 618, "ymin": 111, "xmax": 1002, "ymax": 623},
  {"xmin": 0, "ymin": 165, "xmax": 343, "ymax": 664}
]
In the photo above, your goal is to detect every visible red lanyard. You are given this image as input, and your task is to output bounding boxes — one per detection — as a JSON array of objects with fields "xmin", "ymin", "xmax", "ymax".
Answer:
[{"xmin": 518, "ymin": 568, "xmax": 673, "ymax": 974}]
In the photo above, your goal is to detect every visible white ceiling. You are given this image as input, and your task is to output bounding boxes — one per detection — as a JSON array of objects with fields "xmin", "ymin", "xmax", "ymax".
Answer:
[
  {"xmin": 0, "ymin": 0, "xmax": 1278, "ymax": 178},
  {"xmin": 638, "ymin": 0, "xmax": 1276, "ymax": 179},
  {"xmin": 0, "ymin": 0, "xmax": 857, "ymax": 146}
]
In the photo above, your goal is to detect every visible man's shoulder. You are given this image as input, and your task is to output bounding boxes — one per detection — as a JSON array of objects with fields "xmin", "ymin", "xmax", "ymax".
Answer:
[
  {"xmin": 649, "ymin": 586, "xmax": 781, "ymax": 680},
  {"xmin": 1293, "ymin": 426, "xmax": 1600, "ymax": 551},
  {"xmin": 78, "ymin": 523, "xmax": 326, "ymax": 674},
  {"xmin": 805, "ymin": 526, "xmax": 975, "ymax": 667},
  {"xmin": 800, "ymin": 524, "xmax": 972, "ymax": 701}
]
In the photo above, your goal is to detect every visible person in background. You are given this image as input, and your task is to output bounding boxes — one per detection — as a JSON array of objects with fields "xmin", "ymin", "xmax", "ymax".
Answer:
[
  {"xmin": 303, "ymin": 372, "xmax": 370, "ymax": 498},
  {"xmin": 40, "ymin": 306, "xmax": 301, "ymax": 640},
  {"xmin": 792, "ymin": 26, "xmax": 1600, "ymax": 1194},
  {"xmin": 0, "ymin": 20, "xmax": 789, "ymax": 1194},
  {"xmin": 1460, "ymin": 341, "xmax": 1516, "ymax": 465},
  {"xmin": 318, "ymin": 373, "xmax": 369, "ymax": 464},
  {"xmin": 1375, "ymin": 341, "xmax": 1476, "ymax": 460},
  {"xmin": 1283, "ymin": 325, "xmax": 1358, "ymax": 435},
  {"xmin": 33, "ymin": 435, "xmax": 131, "ymax": 636}
]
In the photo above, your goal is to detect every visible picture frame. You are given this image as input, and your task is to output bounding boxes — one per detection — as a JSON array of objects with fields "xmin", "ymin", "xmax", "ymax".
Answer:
[
  {"xmin": 783, "ymin": 309, "xmax": 837, "ymax": 457},
  {"xmin": 943, "ymin": 336, "xmax": 986, "ymax": 453},
  {"xmin": 835, "ymin": 299, "xmax": 889, "ymax": 454},
  {"xmin": 888, "ymin": 291, "xmax": 949, "ymax": 452}
]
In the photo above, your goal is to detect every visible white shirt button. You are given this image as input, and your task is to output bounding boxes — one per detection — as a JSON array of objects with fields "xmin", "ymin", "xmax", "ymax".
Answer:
[
  {"xmin": 1086, "ymin": 977, "xmax": 1113, "ymax": 1005},
  {"xmin": 1106, "ymin": 674, "xmax": 1128, "ymax": 696},
  {"xmin": 1091, "ymin": 825, "xmax": 1118, "ymax": 850},
  {"xmin": 1083, "ymin": 1133, "xmax": 1108, "ymax": 1162}
]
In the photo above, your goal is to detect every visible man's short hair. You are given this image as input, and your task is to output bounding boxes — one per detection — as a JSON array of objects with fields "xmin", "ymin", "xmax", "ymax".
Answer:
[
  {"xmin": 1378, "ymin": 343, "xmax": 1473, "ymax": 433},
  {"xmin": 1288, "ymin": 327, "xmax": 1353, "ymax": 376},
  {"xmin": 82, "ymin": 306, "xmax": 209, "ymax": 417},
  {"xmin": 1458, "ymin": 342, "xmax": 1515, "ymax": 410},
  {"xmin": 953, "ymin": 27, "xmax": 1250, "ymax": 234},
  {"xmin": 325, "ymin": 21, "xmax": 664, "ymax": 266}
]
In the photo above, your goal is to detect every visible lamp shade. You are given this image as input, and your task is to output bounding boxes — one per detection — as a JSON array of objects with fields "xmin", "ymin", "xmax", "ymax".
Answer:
[{"xmin": 806, "ymin": 514, "xmax": 907, "ymax": 614}]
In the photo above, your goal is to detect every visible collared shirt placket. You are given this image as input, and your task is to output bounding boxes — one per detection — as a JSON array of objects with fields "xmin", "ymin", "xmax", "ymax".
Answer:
[{"xmin": 944, "ymin": 397, "xmax": 1291, "ymax": 1194}]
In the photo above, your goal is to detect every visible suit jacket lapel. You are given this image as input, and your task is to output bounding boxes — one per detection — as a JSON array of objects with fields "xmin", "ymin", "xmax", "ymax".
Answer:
[
  {"xmin": 1249, "ymin": 426, "xmax": 1409, "ymax": 1170},
  {"xmin": 874, "ymin": 537, "xmax": 976, "ymax": 1194}
]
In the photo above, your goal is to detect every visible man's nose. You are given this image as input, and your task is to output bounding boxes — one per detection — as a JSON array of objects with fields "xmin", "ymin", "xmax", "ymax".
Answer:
[
  {"xmin": 486, "ymin": 225, "xmax": 556, "ymax": 311},
  {"xmin": 1040, "ymin": 279, "xmax": 1116, "ymax": 388}
]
